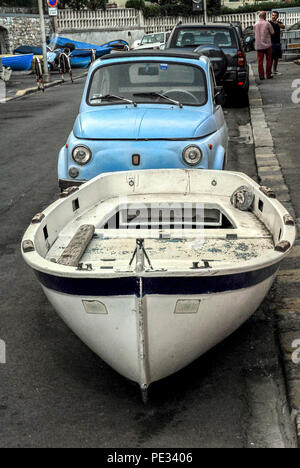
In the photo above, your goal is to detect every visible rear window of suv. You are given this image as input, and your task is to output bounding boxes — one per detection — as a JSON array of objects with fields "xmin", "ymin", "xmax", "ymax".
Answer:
[{"xmin": 174, "ymin": 28, "xmax": 237, "ymax": 49}]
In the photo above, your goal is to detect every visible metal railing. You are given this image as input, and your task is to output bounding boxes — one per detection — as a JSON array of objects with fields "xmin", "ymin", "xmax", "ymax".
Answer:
[
  {"xmin": 282, "ymin": 29, "xmax": 300, "ymax": 60},
  {"xmin": 57, "ymin": 8, "xmax": 300, "ymax": 32},
  {"xmin": 57, "ymin": 8, "xmax": 140, "ymax": 30}
]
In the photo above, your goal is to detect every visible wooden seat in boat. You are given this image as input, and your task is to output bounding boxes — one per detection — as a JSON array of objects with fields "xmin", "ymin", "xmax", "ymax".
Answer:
[{"xmin": 57, "ymin": 224, "xmax": 95, "ymax": 267}]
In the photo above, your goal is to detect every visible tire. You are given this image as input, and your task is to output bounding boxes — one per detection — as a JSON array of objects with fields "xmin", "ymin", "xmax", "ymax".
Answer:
[
  {"xmin": 239, "ymin": 79, "xmax": 249, "ymax": 104},
  {"xmin": 227, "ymin": 86, "xmax": 249, "ymax": 107},
  {"xmin": 194, "ymin": 45, "xmax": 227, "ymax": 80},
  {"xmin": 239, "ymin": 89, "xmax": 249, "ymax": 106}
]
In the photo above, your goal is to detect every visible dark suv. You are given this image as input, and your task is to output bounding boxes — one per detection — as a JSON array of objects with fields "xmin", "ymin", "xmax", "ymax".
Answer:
[{"xmin": 166, "ymin": 23, "xmax": 249, "ymax": 102}]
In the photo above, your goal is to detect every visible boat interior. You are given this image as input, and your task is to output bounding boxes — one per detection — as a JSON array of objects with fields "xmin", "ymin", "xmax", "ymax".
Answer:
[{"xmin": 44, "ymin": 192, "xmax": 276, "ymax": 273}]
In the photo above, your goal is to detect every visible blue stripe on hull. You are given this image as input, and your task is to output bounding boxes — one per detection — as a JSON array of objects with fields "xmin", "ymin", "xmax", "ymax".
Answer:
[{"xmin": 34, "ymin": 263, "xmax": 278, "ymax": 297}]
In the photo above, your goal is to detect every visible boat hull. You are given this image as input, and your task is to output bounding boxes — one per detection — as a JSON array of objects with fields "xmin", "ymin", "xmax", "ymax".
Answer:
[
  {"xmin": 49, "ymin": 37, "xmax": 129, "ymax": 58},
  {"xmin": 39, "ymin": 272, "xmax": 276, "ymax": 388},
  {"xmin": 21, "ymin": 168, "xmax": 296, "ymax": 392},
  {"xmin": 1, "ymin": 54, "xmax": 33, "ymax": 71},
  {"xmin": 70, "ymin": 56, "xmax": 91, "ymax": 69}
]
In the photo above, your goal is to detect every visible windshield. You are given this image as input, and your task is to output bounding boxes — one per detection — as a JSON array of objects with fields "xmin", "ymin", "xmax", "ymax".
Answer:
[
  {"xmin": 88, "ymin": 61, "xmax": 207, "ymax": 107},
  {"xmin": 141, "ymin": 33, "xmax": 165, "ymax": 45},
  {"xmin": 174, "ymin": 28, "xmax": 236, "ymax": 48}
]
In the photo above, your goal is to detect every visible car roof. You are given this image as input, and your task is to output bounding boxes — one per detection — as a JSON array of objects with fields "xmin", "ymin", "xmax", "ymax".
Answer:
[
  {"xmin": 175, "ymin": 23, "xmax": 236, "ymax": 29},
  {"xmin": 288, "ymin": 21, "xmax": 300, "ymax": 29},
  {"xmin": 100, "ymin": 49, "xmax": 202, "ymax": 61},
  {"xmin": 143, "ymin": 31, "xmax": 170, "ymax": 35}
]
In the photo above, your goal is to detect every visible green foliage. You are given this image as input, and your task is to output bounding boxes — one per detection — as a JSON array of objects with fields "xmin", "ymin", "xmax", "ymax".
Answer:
[
  {"xmin": 86, "ymin": 0, "xmax": 106, "ymax": 9},
  {"xmin": 62, "ymin": 0, "xmax": 86, "ymax": 9},
  {"xmin": 220, "ymin": 0, "xmax": 300, "ymax": 14},
  {"xmin": 207, "ymin": 0, "xmax": 222, "ymax": 15},
  {"xmin": 57, "ymin": 0, "xmax": 106, "ymax": 9},
  {"xmin": 125, "ymin": 0, "xmax": 145, "ymax": 9},
  {"xmin": 142, "ymin": 4, "xmax": 161, "ymax": 18},
  {"xmin": 144, "ymin": 0, "xmax": 222, "ymax": 17},
  {"xmin": 1, "ymin": 0, "xmax": 36, "ymax": 6}
]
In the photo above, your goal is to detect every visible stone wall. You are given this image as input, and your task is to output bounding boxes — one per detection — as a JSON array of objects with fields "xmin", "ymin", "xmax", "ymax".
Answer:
[
  {"xmin": 0, "ymin": 26, "xmax": 10, "ymax": 55},
  {"xmin": 0, "ymin": 14, "xmax": 52, "ymax": 54},
  {"xmin": 0, "ymin": 7, "xmax": 38, "ymax": 14}
]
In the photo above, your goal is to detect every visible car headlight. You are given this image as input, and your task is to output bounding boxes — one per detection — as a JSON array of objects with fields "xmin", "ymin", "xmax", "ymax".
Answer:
[
  {"xmin": 72, "ymin": 145, "xmax": 92, "ymax": 165},
  {"xmin": 182, "ymin": 145, "xmax": 202, "ymax": 166}
]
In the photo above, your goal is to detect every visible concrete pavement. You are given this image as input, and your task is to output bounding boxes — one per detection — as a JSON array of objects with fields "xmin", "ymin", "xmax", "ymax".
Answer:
[
  {"xmin": 248, "ymin": 51, "xmax": 300, "ymax": 442},
  {"xmin": 0, "ymin": 68, "xmax": 88, "ymax": 102}
]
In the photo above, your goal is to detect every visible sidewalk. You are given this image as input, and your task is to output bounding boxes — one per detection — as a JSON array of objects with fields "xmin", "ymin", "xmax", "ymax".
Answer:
[
  {"xmin": 1, "ymin": 68, "xmax": 87, "ymax": 101},
  {"xmin": 248, "ymin": 52, "xmax": 300, "ymax": 442}
]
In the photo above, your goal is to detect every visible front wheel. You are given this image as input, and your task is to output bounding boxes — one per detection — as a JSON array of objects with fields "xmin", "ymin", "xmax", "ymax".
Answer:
[{"xmin": 237, "ymin": 88, "xmax": 249, "ymax": 106}]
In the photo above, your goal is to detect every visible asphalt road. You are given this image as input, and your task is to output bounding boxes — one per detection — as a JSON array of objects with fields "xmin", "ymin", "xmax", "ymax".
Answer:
[{"xmin": 0, "ymin": 77, "xmax": 297, "ymax": 448}]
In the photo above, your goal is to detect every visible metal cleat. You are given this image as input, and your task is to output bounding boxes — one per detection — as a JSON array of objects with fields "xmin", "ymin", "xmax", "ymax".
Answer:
[
  {"xmin": 283, "ymin": 214, "xmax": 295, "ymax": 226},
  {"xmin": 60, "ymin": 186, "xmax": 79, "ymax": 198},
  {"xmin": 22, "ymin": 240, "xmax": 35, "ymax": 253},
  {"xmin": 31, "ymin": 213, "xmax": 45, "ymax": 224},
  {"xmin": 275, "ymin": 240, "xmax": 291, "ymax": 252},
  {"xmin": 260, "ymin": 186, "xmax": 276, "ymax": 198}
]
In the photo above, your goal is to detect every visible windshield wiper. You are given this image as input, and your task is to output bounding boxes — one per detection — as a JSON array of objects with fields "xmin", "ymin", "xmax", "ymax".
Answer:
[
  {"xmin": 90, "ymin": 94, "xmax": 137, "ymax": 107},
  {"xmin": 133, "ymin": 92, "xmax": 183, "ymax": 108}
]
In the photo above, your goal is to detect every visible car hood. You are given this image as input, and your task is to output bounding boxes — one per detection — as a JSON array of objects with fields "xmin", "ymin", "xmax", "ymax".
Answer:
[{"xmin": 74, "ymin": 107, "xmax": 216, "ymax": 140}]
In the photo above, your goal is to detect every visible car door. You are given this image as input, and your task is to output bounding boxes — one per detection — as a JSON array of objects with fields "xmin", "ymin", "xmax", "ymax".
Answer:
[
  {"xmin": 210, "ymin": 66, "xmax": 224, "ymax": 127},
  {"xmin": 209, "ymin": 66, "xmax": 228, "ymax": 167}
]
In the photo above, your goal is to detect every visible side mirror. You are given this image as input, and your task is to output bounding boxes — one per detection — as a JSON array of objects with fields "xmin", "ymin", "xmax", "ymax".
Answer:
[{"xmin": 214, "ymin": 86, "xmax": 226, "ymax": 106}]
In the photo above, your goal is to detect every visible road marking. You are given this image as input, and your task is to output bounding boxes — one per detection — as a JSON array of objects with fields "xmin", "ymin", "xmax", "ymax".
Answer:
[{"xmin": 16, "ymin": 89, "xmax": 27, "ymax": 97}]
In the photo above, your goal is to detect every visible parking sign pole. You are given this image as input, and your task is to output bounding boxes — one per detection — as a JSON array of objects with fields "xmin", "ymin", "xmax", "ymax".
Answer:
[
  {"xmin": 192, "ymin": 0, "xmax": 207, "ymax": 24},
  {"xmin": 37, "ymin": 0, "xmax": 50, "ymax": 83},
  {"xmin": 203, "ymin": 0, "xmax": 208, "ymax": 25}
]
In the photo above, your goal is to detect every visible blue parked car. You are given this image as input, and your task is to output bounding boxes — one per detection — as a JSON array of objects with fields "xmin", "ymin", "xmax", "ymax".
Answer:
[{"xmin": 58, "ymin": 50, "xmax": 228, "ymax": 190}]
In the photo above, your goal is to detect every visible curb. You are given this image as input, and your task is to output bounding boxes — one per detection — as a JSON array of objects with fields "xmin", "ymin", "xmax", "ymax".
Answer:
[
  {"xmin": 248, "ymin": 65, "xmax": 296, "ymax": 219},
  {"xmin": 0, "ymin": 71, "xmax": 88, "ymax": 103},
  {"xmin": 248, "ymin": 63, "xmax": 300, "ymax": 446}
]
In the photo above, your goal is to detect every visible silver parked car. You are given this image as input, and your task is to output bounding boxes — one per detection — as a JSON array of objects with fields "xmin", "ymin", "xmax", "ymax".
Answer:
[{"xmin": 132, "ymin": 31, "xmax": 171, "ymax": 51}]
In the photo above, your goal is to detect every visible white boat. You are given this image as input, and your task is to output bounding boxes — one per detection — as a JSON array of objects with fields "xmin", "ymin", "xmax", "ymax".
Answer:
[{"xmin": 21, "ymin": 169, "xmax": 296, "ymax": 399}]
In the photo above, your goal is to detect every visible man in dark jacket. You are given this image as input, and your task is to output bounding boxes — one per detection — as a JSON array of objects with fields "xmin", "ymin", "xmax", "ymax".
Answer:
[{"xmin": 269, "ymin": 11, "xmax": 285, "ymax": 75}]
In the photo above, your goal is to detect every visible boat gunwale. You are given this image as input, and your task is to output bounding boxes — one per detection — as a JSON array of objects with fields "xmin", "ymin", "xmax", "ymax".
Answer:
[{"xmin": 21, "ymin": 169, "xmax": 296, "ymax": 280}]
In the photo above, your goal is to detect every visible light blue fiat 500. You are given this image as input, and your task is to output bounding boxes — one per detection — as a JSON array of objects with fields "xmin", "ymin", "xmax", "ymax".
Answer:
[{"xmin": 58, "ymin": 50, "xmax": 228, "ymax": 190}]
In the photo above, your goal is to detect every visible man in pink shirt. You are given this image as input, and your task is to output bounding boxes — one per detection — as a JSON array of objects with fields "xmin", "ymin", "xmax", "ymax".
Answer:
[{"xmin": 254, "ymin": 11, "xmax": 274, "ymax": 80}]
